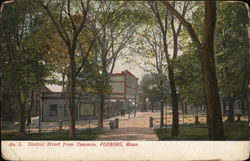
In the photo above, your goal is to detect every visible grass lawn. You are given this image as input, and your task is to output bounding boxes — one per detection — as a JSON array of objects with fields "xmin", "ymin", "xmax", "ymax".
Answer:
[
  {"xmin": 154, "ymin": 121, "xmax": 249, "ymax": 140},
  {"xmin": 1, "ymin": 130, "xmax": 101, "ymax": 140}
]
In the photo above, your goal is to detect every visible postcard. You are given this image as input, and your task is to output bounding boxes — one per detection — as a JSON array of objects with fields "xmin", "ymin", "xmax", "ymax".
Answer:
[{"xmin": 1, "ymin": 0, "xmax": 249, "ymax": 160}]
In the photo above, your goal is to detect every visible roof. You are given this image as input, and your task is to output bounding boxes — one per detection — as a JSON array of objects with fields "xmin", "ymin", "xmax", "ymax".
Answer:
[
  {"xmin": 42, "ymin": 86, "xmax": 53, "ymax": 93},
  {"xmin": 111, "ymin": 70, "xmax": 138, "ymax": 80}
]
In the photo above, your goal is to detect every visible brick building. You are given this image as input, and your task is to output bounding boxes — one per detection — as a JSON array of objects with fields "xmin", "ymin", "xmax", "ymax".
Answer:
[{"xmin": 108, "ymin": 70, "xmax": 139, "ymax": 116}]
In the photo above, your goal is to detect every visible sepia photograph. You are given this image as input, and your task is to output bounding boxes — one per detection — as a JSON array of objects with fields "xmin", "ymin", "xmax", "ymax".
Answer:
[{"xmin": 1, "ymin": 0, "xmax": 249, "ymax": 160}]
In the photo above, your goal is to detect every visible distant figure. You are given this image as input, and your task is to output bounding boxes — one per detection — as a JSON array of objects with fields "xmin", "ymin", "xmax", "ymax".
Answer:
[{"xmin": 0, "ymin": 0, "xmax": 14, "ymax": 13}]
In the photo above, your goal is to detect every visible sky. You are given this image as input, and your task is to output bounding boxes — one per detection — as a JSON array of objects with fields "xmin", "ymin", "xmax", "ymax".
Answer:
[
  {"xmin": 47, "ymin": 56, "xmax": 148, "ymax": 92},
  {"xmin": 113, "ymin": 55, "xmax": 148, "ymax": 81}
]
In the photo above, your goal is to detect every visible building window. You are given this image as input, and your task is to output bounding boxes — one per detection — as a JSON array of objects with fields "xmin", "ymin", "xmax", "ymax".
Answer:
[
  {"xmin": 64, "ymin": 104, "xmax": 68, "ymax": 116},
  {"xmin": 49, "ymin": 104, "xmax": 58, "ymax": 116}
]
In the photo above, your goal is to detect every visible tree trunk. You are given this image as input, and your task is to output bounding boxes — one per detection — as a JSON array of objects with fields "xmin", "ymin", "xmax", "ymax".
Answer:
[
  {"xmin": 168, "ymin": 66, "xmax": 179, "ymax": 137},
  {"xmin": 246, "ymin": 94, "xmax": 250, "ymax": 123},
  {"xmin": 198, "ymin": 2, "xmax": 224, "ymax": 140},
  {"xmin": 240, "ymin": 96, "xmax": 245, "ymax": 115},
  {"xmin": 200, "ymin": 45, "xmax": 224, "ymax": 139},
  {"xmin": 181, "ymin": 102, "xmax": 185, "ymax": 114},
  {"xmin": 160, "ymin": 100, "xmax": 164, "ymax": 127},
  {"xmin": 62, "ymin": 72, "xmax": 65, "ymax": 92},
  {"xmin": 161, "ymin": 1, "xmax": 225, "ymax": 140},
  {"xmin": 162, "ymin": 26, "xmax": 179, "ymax": 137},
  {"xmin": 160, "ymin": 80, "xmax": 164, "ymax": 128},
  {"xmin": 27, "ymin": 90, "xmax": 34, "ymax": 125},
  {"xmin": 27, "ymin": 110, "xmax": 31, "ymax": 125},
  {"xmin": 228, "ymin": 96, "xmax": 235, "ymax": 121},
  {"xmin": 200, "ymin": 46, "xmax": 224, "ymax": 140},
  {"xmin": 184, "ymin": 102, "xmax": 188, "ymax": 114},
  {"xmin": 69, "ymin": 53, "xmax": 76, "ymax": 137},
  {"xmin": 18, "ymin": 104, "xmax": 26, "ymax": 135},
  {"xmin": 222, "ymin": 97, "xmax": 227, "ymax": 116},
  {"xmin": 98, "ymin": 93, "xmax": 104, "ymax": 128},
  {"xmin": 107, "ymin": 102, "xmax": 110, "ymax": 119},
  {"xmin": 245, "ymin": 2, "xmax": 250, "ymax": 123},
  {"xmin": 18, "ymin": 92, "xmax": 26, "ymax": 135}
]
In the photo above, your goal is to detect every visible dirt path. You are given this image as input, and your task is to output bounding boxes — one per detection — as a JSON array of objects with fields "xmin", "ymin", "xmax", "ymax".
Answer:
[{"xmin": 98, "ymin": 112, "xmax": 159, "ymax": 140}]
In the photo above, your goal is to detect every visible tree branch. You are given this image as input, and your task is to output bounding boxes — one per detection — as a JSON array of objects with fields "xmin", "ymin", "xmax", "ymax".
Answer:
[
  {"xmin": 36, "ymin": 0, "xmax": 70, "ymax": 45},
  {"xmin": 161, "ymin": 1, "xmax": 201, "ymax": 49}
]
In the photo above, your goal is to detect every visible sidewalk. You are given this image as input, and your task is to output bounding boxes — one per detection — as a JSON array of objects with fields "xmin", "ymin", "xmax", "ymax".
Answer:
[{"xmin": 98, "ymin": 112, "xmax": 159, "ymax": 140}]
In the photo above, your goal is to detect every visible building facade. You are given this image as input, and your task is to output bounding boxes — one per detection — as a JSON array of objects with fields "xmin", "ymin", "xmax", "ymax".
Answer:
[
  {"xmin": 41, "ymin": 92, "xmax": 98, "ymax": 122},
  {"xmin": 109, "ymin": 70, "xmax": 139, "ymax": 116},
  {"xmin": 1, "ymin": 86, "xmax": 52, "ymax": 123},
  {"xmin": 30, "ymin": 86, "xmax": 52, "ymax": 117},
  {"xmin": 41, "ymin": 70, "xmax": 139, "ymax": 122}
]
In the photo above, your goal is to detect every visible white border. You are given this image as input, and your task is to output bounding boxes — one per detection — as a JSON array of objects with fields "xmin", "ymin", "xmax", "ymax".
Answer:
[{"xmin": 1, "ymin": 141, "xmax": 249, "ymax": 161}]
